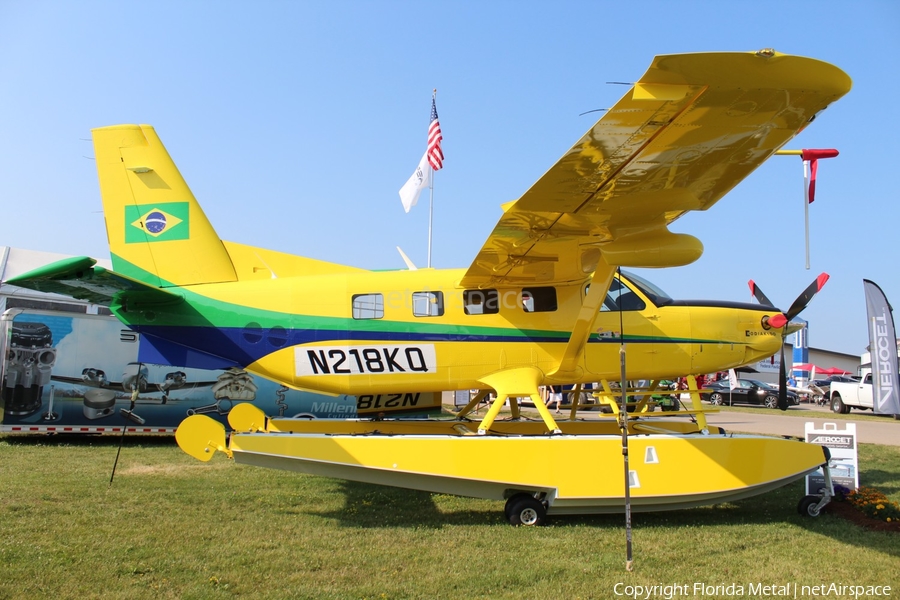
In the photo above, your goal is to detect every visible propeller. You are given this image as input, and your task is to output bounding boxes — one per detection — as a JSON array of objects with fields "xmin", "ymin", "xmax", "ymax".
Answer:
[
  {"xmin": 749, "ymin": 273, "xmax": 829, "ymax": 410},
  {"xmin": 747, "ymin": 279, "xmax": 775, "ymax": 307}
]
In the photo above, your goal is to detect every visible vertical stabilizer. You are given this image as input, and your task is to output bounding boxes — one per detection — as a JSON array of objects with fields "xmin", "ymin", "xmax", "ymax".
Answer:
[{"xmin": 92, "ymin": 125, "xmax": 236, "ymax": 287}]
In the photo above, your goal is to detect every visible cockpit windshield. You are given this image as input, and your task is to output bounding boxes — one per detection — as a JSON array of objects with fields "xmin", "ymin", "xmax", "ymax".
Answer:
[{"xmin": 620, "ymin": 270, "xmax": 673, "ymax": 306}]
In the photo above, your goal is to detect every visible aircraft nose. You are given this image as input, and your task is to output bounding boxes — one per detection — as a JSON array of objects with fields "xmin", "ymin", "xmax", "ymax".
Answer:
[{"xmin": 743, "ymin": 321, "xmax": 782, "ymax": 363}]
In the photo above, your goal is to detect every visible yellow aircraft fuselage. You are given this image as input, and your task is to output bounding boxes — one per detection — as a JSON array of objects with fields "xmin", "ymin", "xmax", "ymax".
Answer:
[{"xmin": 111, "ymin": 263, "xmax": 783, "ymax": 396}]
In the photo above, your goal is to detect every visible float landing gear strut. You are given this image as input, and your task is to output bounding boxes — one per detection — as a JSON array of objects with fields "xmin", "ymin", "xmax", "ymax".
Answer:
[{"xmin": 798, "ymin": 451, "xmax": 834, "ymax": 517}]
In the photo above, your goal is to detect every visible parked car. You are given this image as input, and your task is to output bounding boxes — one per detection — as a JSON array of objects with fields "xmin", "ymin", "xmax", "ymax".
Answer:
[{"xmin": 702, "ymin": 378, "xmax": 799, "ymax": 408}]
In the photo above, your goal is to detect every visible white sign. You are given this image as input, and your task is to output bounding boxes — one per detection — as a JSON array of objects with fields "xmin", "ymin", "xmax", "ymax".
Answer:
[{"xmin": 805, "ymin": 422, "xmax": 858, "ymax": 494}]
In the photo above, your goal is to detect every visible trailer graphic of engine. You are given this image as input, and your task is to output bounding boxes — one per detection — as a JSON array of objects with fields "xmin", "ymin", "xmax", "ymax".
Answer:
[{"xmin": 2, "ymin": 321, "xmax": 57, "ymax": 416}]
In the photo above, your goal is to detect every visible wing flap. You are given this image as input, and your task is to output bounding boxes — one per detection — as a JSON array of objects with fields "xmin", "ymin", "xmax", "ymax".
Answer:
[{"xmin": 461, "ymin": 51, "xmax": 851, "ymax": 288}]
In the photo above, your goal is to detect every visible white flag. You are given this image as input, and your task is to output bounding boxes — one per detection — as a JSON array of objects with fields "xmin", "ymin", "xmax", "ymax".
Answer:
[
  {"xmin": 399, "ymin": 151, "xmax": 431, "ymax": 213},
  {"xmin": 728, "ymin": 369, "xmax": 738, "ymax": 389}
]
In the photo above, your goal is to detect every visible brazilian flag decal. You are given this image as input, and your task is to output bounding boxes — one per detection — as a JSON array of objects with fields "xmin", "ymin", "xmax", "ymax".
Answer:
[{"xmin": 125, "ymin": 202, "xmax": 190, "ymax": 243}]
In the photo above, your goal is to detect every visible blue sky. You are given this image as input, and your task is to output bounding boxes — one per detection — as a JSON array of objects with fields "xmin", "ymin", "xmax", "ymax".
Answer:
[{"xmin": 1, "ymin": 1, "xmax": 897, "ymax": 357}]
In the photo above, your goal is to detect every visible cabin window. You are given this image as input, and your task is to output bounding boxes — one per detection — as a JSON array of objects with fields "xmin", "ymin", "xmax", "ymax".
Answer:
[
  {"xmin": 352, "ymin": 293, "xmax": 384, "ymax": 319},
  {"xmin": 463, "ymin": 289, "xmax": 499, "ymax": 315},
  {"xmin": 522, "ymin": 287, "xmax": 557, "ymax": 313},
  {"xmin": 599, "ymin": 279, "xmax": 645, "ymax": 312},
  {"xmin": 413, "ymin": 291, "xmax": 444, "ymax": 317}
]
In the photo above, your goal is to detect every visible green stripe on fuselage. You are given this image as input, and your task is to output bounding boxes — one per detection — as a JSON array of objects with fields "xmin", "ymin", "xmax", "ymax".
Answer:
[
  {"xmin": 108, "ymin": 254, "xmax": 571, "ymax": 341},
  {"xmin": 108, "ymin": 254, "xmax": 741, "ymax": 346}
]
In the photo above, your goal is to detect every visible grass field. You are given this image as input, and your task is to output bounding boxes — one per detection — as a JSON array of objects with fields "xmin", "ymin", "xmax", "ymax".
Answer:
[{"xmin": 1, "ymin": 435, "xmax": 897, "ymax": 600}]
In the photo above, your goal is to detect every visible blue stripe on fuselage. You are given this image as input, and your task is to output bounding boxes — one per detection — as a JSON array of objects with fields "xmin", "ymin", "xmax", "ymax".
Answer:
[
  {"xmin": 132, "ymin": 325, "xmax": 572, "ymax": 369},
  {"xmin": 132, "ymin": 325, "xmax": 716, "ymax": 370}
]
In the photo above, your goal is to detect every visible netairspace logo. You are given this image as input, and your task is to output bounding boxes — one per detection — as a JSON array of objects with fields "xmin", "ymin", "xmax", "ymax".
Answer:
[{"xmin": 612, "ymin": 582, "xmax": 893, "ymax": 599}]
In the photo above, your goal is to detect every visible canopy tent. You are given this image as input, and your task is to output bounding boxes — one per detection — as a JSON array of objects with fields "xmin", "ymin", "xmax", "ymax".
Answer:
[
  {"xmin": 791, "ymin": 363, "xmax": 851, "ymax": 376},
  {"xmin": 819, "ymin": 367, "xmax": 852, "ymax": 375}
]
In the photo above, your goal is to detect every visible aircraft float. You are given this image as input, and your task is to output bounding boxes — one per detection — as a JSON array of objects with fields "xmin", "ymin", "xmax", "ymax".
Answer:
[{"xmin": 7, "ymin": 50, "xmax": 851, "ymax": 525}]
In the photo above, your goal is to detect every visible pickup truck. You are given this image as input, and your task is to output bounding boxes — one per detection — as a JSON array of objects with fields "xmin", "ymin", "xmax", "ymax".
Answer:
[{"xmin": 829, "ymin": 368, "xmax": 899, "ymax": 417}]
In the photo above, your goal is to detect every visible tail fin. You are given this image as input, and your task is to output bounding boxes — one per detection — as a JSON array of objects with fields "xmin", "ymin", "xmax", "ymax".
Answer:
[{"xmin": 92, "ymin": 125, "xmax": 236, "ymax": 287}]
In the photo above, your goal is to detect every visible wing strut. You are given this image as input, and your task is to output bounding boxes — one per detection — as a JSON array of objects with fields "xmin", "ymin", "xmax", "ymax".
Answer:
[{"xmin": 551, "ymin": 257, "xmax": 616, "ymax": 378}]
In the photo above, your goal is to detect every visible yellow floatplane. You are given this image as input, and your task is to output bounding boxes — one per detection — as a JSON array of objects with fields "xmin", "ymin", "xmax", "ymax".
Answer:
[{"xmin": 7, "ymin": 50, "xmax": 850, "ymax": 525}]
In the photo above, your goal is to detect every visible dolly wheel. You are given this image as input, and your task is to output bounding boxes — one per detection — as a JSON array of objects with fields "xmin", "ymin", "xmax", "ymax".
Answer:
[
  {"xmin": 506, "ymin": 494, "xmax": 547, "ymax": 526},
  {"xmin": 505, "ymin": 493, "xmax": 531, "ymax": 521},
  {"xmin": 797, "ymin": 495, "xmax": 822, "ymax": 517}
]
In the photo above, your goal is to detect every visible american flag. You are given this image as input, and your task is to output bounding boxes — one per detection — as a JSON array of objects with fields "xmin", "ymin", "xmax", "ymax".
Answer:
[{"xmin": 427, "ymin": 97, "xmax": 444, "ymax": 171}]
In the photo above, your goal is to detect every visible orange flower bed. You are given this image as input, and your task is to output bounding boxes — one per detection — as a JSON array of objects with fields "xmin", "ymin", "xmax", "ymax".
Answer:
[
  {"xmin": 825, "ymin": 485, "xmax": 900, "ymax": 533},
  {"xmin": 847, "ymin": 486, "xmax": 900, "ymax": 523}
]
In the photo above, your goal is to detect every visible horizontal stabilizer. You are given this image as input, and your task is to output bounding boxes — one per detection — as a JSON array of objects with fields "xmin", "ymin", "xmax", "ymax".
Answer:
[{"xmin": 5, "ymin": 255, "xmax": 181, "ymax": 306}]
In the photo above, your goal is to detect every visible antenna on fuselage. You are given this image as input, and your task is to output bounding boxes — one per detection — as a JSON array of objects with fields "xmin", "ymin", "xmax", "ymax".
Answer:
[{"xmin": 396, "ymin": 246, "xmax": 418, "ymax": 270}]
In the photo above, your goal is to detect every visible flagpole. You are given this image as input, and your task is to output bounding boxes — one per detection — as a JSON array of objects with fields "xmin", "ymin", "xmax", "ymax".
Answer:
[
  {"xmin": 803, "ymin": 159, "xmax": 810, "ymax": 270},
  {"xmin": 427, "ymin": 88, "xmax": 438, "ymax": 269},
  {"xmin": 428, "ymin": 167, "xmax": 434, "ymax": 268},
  {"xmin": 400, "ymin": 88, "xmax": 440, "ymax": 268}
]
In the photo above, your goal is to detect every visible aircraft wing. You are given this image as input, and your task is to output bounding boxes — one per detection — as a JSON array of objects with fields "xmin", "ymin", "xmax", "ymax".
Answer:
[
  {"xmin": 461, "ymin": 51, "xmax": 851, "ymax": 288},
  {"xmin": 5, "ymin": 255, "xmax": 181, "ymax": 306},
  {"xmin": 50, "ymin": 375, "xmax": 108, "ymax": 387},
  {"xmin": 49, "ymin": 375, "xmax": 128, "ymax": 390},
  {"xmin": 50, "ymin": 375, "xmax": 219, "ymax": 395}
]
